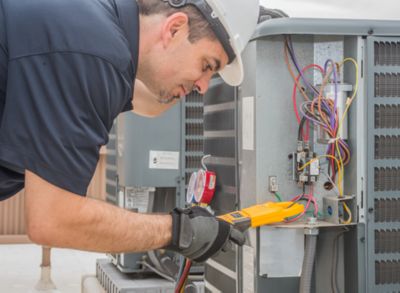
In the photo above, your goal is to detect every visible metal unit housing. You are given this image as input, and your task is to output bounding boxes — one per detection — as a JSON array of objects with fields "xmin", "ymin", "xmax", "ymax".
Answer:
[
  {"xmin": 105, "ymin": 94, "xmax": 204, "ymax": 276},
  {"xmin": 204, "ymin": 18, "xmax": 400, "ymax": 293}
]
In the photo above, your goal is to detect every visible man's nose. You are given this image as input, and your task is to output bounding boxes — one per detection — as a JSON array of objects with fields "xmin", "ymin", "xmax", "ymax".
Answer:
[{"xmin": 193, "ymin": 73, "xmax": 213, "ymax": 95}]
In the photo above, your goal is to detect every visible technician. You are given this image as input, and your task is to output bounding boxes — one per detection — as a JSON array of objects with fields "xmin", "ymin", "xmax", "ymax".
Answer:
[{"xmin": 0, "ymin": 0, "xmax": 259, "ymax": 262}]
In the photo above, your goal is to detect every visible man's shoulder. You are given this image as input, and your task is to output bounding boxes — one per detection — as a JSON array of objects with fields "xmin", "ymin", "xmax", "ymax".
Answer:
[{"xmin": 3, "ymin": 0, "xmax": 133, "ymax": 70}]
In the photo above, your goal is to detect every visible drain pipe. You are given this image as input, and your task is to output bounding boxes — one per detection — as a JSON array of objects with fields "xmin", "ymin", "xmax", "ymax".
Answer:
[
  {"xmin": 33, "ymin": 246, "xmax": 59, "ymax": 292},
  {"xmin": 299, "ymin": 227, "xmax": 319, "ymax": 293}
]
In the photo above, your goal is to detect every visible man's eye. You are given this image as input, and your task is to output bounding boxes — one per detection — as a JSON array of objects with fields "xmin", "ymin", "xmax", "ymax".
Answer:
[{"xmin": 203, "ymin": 64, "xmax": 212, "ymax": 72}]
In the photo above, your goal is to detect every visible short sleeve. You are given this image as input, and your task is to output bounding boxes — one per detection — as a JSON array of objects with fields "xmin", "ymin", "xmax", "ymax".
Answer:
[{"xmin": 0, "ymin": 53, "xmax": 133, "ymax": 195}]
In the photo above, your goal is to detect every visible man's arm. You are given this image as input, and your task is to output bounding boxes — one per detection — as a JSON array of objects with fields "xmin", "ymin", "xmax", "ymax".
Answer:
[{"xmin": 24, "ymin": 170, "xmax": 172, "ymax": 253}]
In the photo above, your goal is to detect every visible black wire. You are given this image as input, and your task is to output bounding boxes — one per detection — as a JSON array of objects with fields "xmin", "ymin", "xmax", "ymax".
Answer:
[{"xmin": 298, "ymin": 116, "xmax": 307, "ymax": 141}]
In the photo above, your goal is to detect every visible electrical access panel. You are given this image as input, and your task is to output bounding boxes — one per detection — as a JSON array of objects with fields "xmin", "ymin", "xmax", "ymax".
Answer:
[{"xmin": 203, "ymin": 17, "xmax": 400, "ymax": 293}]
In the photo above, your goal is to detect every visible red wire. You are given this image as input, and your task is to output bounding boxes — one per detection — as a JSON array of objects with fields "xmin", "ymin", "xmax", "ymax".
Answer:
[
  {"xmin": 292, "ymin": 64, "xmax": 324, "ymax": 141},
  {"xmin": 286, "ymin": 189, "xmax": 319, "ymax": 223},
  {"xmin": 175, "ymin": 259, "xmax": 192, "ymax": 293},
  {"xmin": 286, "ymin": 196, "xmax": 312, "ymax": 223}
]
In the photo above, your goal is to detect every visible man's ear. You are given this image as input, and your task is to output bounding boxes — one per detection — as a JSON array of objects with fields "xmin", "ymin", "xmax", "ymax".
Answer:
[{"xmin": 161, "ymin": 12, "xmax": 189, "ymax": 47}]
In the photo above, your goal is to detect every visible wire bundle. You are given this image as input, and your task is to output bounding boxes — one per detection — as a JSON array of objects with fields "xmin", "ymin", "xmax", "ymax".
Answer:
[
  {"xmin": 175, "ymin": 258, "xmax": 192, "ymax": 293},
  {"xmin": 285, "ymin": 188, "xmax": 319, "ymax": 223},
  {"xmin": 283, "ymin": 36, "xmax": 359, "ymax": 224}
]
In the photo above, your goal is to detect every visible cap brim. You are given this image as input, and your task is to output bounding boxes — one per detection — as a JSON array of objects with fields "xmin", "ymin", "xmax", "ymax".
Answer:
[{"xmin": 219, "ymin": 52, "xmax": 244, "ymax": 87}]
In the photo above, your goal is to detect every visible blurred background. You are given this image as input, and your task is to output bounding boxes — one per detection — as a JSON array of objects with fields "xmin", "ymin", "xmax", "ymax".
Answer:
[{"xmin": 261, "ymin": 0, "xmax": 400, "ymax": 19}]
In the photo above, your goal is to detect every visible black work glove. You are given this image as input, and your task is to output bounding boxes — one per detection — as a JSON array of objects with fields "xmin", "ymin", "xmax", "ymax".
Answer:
[{"xmin": 166, "ymin": 206, "xmax": 246, "ymax": 262}]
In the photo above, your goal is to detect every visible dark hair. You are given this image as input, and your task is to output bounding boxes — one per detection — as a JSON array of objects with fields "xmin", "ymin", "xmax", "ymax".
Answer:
[{"xmin": 137, "ymin": 0, "xmax": 216, "ymax": 43}]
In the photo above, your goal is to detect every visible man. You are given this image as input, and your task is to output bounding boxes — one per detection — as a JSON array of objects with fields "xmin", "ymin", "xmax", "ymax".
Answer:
[{"xmin": 0, "ymin": 0, "xmax": 258, "ymax": 262}]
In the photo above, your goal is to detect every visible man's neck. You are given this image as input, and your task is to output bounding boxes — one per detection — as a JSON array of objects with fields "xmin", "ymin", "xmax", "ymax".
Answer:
[{"xmin": 137, "ymin": 14, "xmax": 164, "ymax": 80}]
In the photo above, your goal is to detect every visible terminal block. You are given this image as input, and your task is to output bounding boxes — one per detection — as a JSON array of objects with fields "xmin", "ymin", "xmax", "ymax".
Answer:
[{"xmin": 292, "ymin": 141, "xmax": 319, "ymax": 185}]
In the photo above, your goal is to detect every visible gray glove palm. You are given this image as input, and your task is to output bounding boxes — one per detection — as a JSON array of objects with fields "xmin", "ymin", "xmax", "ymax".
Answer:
[{"xmin": 166, "ymin": 206, "xmax": 245, "ymax": 262}]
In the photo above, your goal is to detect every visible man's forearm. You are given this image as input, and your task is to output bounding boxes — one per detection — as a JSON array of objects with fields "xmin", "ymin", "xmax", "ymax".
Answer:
[{"xmin": 25, "ymin": 170, "xmax": 172, "ymax": 253}]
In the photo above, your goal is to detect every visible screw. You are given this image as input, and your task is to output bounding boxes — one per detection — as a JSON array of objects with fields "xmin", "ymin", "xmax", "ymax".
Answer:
[
  {"xmin": 360, "ymin": 237, "xmax": 365, "ymax": 243},
  {"xmin": 368, "ymin": 208, "xmax": 374, "ymax": 213},
  {"xmin": 367, "ymin": 29, "xmax": 374, "ymax": 35}
]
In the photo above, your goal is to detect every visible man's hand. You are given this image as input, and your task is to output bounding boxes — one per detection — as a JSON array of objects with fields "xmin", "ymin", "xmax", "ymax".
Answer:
[{"xmin": 166, "ymin": 206, "xmax": 245, "ymax": 262}]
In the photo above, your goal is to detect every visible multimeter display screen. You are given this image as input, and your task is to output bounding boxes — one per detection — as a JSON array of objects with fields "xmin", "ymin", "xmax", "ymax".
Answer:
[{"xmin": 230, "ymin": 212, "xmax": 243, "ymax": 219}]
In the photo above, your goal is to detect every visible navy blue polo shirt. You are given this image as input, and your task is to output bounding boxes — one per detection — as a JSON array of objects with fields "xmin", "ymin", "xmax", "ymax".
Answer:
[{"xmin": 0, "ymin": 0, "xmax": 139, "ymax": 200}]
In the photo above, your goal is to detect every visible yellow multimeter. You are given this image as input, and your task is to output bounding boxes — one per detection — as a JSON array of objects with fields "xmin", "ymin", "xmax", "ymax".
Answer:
[{"xmin": 218, "ymin": 201, "xmax": 304, "ymax": 231}]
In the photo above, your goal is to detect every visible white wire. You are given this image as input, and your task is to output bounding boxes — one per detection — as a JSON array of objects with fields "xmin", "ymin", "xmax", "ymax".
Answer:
[
  {"xmin": 201, "ymin": 154, "xmax": 211, "ymax": 170},
  {"xmin": 321, "ymin": 172, "xmax": 340, "ymax": 196}
]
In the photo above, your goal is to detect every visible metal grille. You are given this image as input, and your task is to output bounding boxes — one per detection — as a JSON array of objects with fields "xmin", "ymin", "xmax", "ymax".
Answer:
[
  {"xmin": 375, "ymin": 261, "xmax": 400, "ymax": 285},
  {"xmin": 183, "ymin": 92, "xmax": 205, "ymax": 199},
  {"xmin": 97, "ymin": 259, "xmax": 118, "ymax": 293},
  {"xmin": 203, "ymin": 78, "xmax": 238, "ymax": 292},
  {"xmin": 375, "ymin": 136, "xmax": 400, "ymax": 159},
  {"xmin": 185, "ymin": 139, "xmax": 203, "ymax": 152},
  {"xmin": 375, "ymin": 105, "xmax": 400, "ymax": 128},
  {"xmin": 186, "ymin": 106, "xmax": 204, "ymax": 119},
  {"xmin": 185, "ymin": 155, "xmax": 202, "ymax": 169},
  {"xmin": 375, "ymin": 41, "xmax": 400, "ymax": 66},
  {"xmin": 369, "ymin": 37, "xmax": 400, "ymax": 291},
  {"xmin": 375, "ymin": 230, "xmax": 400, "ymax": 253},
  {"xmin": 96, "ymin": 259, "xmax": 175, "ymax": 293},
  {"xmin": 106, "ymin": 125, "xmax": 118, "ymax": 204},
  {"xmin": 374, "ymin": 73, "xmax": 400, "ymax": 97},
  {"xmin": 375, "ymin": 199, "xmax": 400, "ymax": 222},
  {"xmin": 374, "ymin": 167, "xmax": 400, "ymax": 191},
  {"xmin": 185, "ymin": 122, "xmax": 203, "ymax": 136}
]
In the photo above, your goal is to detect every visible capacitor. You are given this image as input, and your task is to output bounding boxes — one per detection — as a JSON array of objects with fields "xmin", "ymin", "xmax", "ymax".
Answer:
[{"xmin": 318, "ymin": 83, "xmax": 352, "ymax": 143}]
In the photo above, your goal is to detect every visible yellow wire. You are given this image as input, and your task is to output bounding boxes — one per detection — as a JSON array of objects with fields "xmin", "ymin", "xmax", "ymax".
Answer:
[
  {"xmin": 342, "ymin": 202, "xmax": 352, "ymax": 224},
  {"xmin": 297, "ymin": 154, "xmax": 343, "ymax": 196},
  {"xmin": 335, "ymin": 58, "xmax": 358, "ymax": 223},
  {"xmin": 334, "ymin": 58, "xmax": 359, "ymax": 201}
]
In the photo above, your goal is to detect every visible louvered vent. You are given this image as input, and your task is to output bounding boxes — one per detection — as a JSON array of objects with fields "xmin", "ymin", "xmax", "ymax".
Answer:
[
  {"xmin": 374, "ymin": 41, "xmax": 400, "ymax": 66},
  {"xmin": 375, "ymin": 261, "xmax": 400, "ymax": 285},
  {"xmin": 105, "ymin": 125, "xmax": 117, "ymax": 204},
  {"xmin": 375, "ymin": 105, "xmax": 400, "ymax": 128},
  {"xmin": 186, "ymin": 106, "xmax": 204, "ymax": 119},
  {"xmin": 375, "ymin": 136, "xmax": 400, "ymax": 159},
  {"xmin": 371, "ymin": 39, "xmax": 400, "ymax": 289},
  {"xmin": 185, "ymin": 123, "xmax": 203, "ymax": 136},
  {"xmin": 203, "ymin": 78, "xmax": 238, "ymax": 293},
  {"xmin": 374, "ymin": 168, "xmax": 400, "ymax": 191},
  {"xmin": 185, "ymin": 156, "xmax": 202, "ymax": 169},
  {"xmin": 375, "ymin": 199, "xmax": 400, "ymax": 222},
  {"xmin": 375, "ymin": 230, "xmax": 400, "ymax": 253},
  {"xmin": 374, "ymin": 73, "xmax": 400, "ymax": 97},
  {"xmin": 183, "ymin": 92, "xmax": 204, "ymax": 197},
  {"xmin": 185, "ymin": 139, "xmax": 203, "ymax": 152}
]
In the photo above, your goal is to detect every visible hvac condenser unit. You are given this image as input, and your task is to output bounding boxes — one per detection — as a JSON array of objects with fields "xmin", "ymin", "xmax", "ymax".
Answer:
[
  {"xmin": 202, "ymin": 18, "xmax": 400, "ymax": 293},
  {"xmin": 105, "ymin": 93, "xmax": 204, "ymax": 275}
]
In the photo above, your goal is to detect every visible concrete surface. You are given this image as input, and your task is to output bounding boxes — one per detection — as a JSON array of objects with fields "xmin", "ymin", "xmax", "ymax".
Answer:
[{"xmin": 0, "ymin": 244, "xmax": 104, "ymax": 293}]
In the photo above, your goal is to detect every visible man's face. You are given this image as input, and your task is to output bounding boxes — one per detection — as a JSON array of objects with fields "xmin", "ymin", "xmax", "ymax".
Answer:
[{"xmin": 140, "ymin": 16, "xmax": 229, "ymax": 104}]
